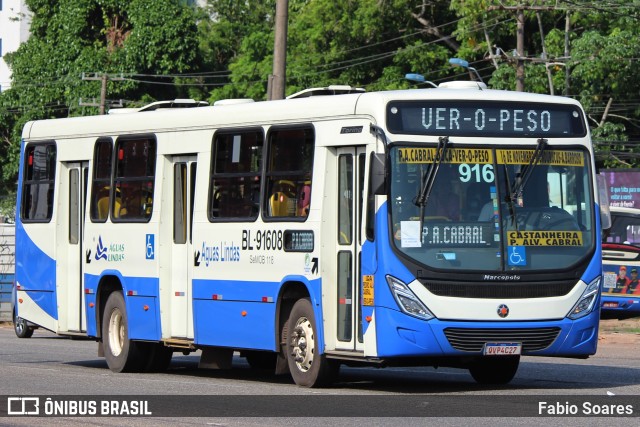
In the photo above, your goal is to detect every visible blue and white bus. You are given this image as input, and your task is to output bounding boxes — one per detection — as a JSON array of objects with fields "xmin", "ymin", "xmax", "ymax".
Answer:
[{"xmin": 14, "ymin": 82, "xmax": 608, "ymax": 386}]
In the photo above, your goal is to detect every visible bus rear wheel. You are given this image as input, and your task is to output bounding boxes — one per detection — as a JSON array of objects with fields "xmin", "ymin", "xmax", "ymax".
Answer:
[
  {"xmin": 102, "ymin": 291, "xmax": 147, "ymax": 373},
  {"xmin": 286, "ymin": 298, "xmax": 338, "ymax": 387},
  {"xmin": 468, "ymin": 355, "xmax": 520, "ymax": 384},
  {"xmin": 13, "ymin": 310, "xmax": 34, "ymax": 339}
]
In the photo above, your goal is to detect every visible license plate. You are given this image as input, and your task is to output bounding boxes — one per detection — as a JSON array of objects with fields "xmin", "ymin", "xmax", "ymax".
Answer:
[
  {"xmin": 483, "ymin": 342, "xmax": 522, "ymax": 356},
  {"xmin": 603, "ymin": 302, "xmax": 618, "ymax": 308}
]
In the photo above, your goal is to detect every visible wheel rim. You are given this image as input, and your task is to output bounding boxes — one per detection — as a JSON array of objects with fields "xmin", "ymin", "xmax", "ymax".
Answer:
[
  {"xmin": 291, "ymin": 316, "xmax": 315, "ymax": 372},
  {"xmin": 107, "ymin": 309, "xmax": 125, "ymax": 357},
  {"xmin": 15, "ymin": 315, "xmax": 24, "ymax": 335}
]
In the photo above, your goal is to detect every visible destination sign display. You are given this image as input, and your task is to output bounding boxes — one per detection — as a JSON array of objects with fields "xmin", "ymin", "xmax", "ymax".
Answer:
[
  {"xmin": 399, "ymin": 221, "xmax": 494, "ymax": 248},
  {"xmin": 283, "ymin": 230, "xmax": 314, "ymax": 252},
  {"xmin": 386, "ymin": 101, "xmax": 586, "ymax": 137}
]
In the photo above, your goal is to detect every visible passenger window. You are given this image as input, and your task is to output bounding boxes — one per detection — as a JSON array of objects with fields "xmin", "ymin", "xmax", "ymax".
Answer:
[
  {"xmin": 113, "ymin": 137, "xmax": 156, "ymax": 222},
  {"xmin": 21, "ymin": 142, "xmax": 57, "ymax": 222},
  {"xmin": 90, "ymin": 138, "xmax": 113, "ymax": 222},
  {"xmin": 265, "ymin": 127, "xmax": 314, "ymax": 219},
  {"xmin": 208, "ymin": 130, "xmax": 263, "ymax": 220}
]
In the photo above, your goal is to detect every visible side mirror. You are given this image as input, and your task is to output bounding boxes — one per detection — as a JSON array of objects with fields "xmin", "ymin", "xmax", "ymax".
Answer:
[
  {"xmin": 370, "ymin": 152, "xmax": 386, "ymax": 195},
  {"xmin": 596, "ymin": 174, "xmax": 611, "ymax": 230}
]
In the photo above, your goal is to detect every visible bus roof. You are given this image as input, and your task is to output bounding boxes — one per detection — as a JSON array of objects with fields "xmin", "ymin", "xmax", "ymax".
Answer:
[{"xmin": 22, "ymin": 84, "xmax": 583, "ymax": 141}]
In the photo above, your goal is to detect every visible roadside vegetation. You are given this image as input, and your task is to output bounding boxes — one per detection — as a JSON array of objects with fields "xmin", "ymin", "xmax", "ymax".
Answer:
[{"xmin": 1, "ymin": 0, "xmax": 639, "ymax": 209}]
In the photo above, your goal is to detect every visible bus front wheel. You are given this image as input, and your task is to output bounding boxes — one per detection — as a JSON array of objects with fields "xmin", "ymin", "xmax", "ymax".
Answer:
[
  {"xmin": 468, "ymin": 355, "xmax": 520, "ymax": 384},
  {"xmin": 286, "ymin": 298, "xmax": 338, "ymax": 387},
  {"xmin": 102, "ymin": 291, "xmax": 147, "ymax": 373}
]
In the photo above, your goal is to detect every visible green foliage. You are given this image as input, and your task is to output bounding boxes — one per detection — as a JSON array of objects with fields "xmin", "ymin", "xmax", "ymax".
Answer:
[
  {"xmin": 2, "ymin": 0, "xmax": 640, "ymax": 205},
  {"xmin": 0, "ymin": 0, "xmax": 201, "ymax": 202}
]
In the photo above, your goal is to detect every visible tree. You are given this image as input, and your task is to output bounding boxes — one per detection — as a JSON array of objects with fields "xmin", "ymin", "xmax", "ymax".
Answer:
[
  {"xmin": 206, "ymin": 0, "xmax": 459, "ymax": 101},
  {"xmin": 0, "ymin": 0, "xmax": 201, "ymax": 201},
  {"xmin": 2, "ymin": 0, "xmax": 640, "ymax": 183},
  {"xmin": 448, "ymin": 0, "xmax": 640, "ymax": 167},
  {"xmin": 571, "ymin": 28, "xmax": 640, "ymax": 167}
]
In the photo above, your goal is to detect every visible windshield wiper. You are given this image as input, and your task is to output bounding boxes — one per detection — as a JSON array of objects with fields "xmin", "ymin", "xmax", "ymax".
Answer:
[
  {"xmin": 505, "ymin": 138, "xmax": 547, "ymax": 230},
  {"xmin": 414, "ymin": 136, "xmax": 450, "ymax": 243},
  {"xmin": 510, "ymin": 138, "xmax": 547, "ymax": 202}
]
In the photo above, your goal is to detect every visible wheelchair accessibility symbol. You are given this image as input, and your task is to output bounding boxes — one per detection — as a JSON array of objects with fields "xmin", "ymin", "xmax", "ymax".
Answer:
[
  {"xmin": 146, "ymin": 234, "xmax": 155, "ymax": 260},
  {"xmin": 508, "ymin": 246, "xmax": 526, "ymax": 266}
]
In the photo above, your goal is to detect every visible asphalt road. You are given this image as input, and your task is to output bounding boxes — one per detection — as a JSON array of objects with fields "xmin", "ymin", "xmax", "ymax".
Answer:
[{"xmin": 0, "ymin": 324, "xmax": 638, "ymax": 426}]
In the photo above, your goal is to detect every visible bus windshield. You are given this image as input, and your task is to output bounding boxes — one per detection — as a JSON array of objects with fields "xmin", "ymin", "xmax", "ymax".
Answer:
[{"xmin": 389, "ymin": 145, "xmax": 594, "ymax": 272}]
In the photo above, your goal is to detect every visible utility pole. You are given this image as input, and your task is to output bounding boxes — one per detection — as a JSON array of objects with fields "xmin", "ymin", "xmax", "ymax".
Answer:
[
  {"xmin": 81, "ymin": 72, "xmax": 125, "ymax": 114},
  {"xmin": 516, "ymin": 7, "xmax": 525, "ymax": 92},
  {"xmin": 488, "ymin": 4, "xmax": 557, "ymax": 92},
  {"xmin": 269, "ymin": 0, "xmax": 288, "ymax": 100},
  {"xmin": 564, "ymin": 11, "xmax": 571, "ymax": 96}
]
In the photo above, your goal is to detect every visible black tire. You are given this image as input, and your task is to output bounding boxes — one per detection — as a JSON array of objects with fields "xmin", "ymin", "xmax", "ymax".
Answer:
[
  {"xmin": 142, "ymin": 343, "xmax": 173, "ymax": 372},
  {"xmin": 244, "ymin": 350, "xmax": 278, "ymax": 370},
  {"xmin": 13, "ymin": 311, "xmax": 34, "ymax": 339},
  {"xmin": 286, "ymin": 298, "xmax": 338, "ymax": 387},
  {"xmin": 101, "ymin": 291, "xmax": 148, "ymax": 373},
  {"xmin": 469, "ymin": 355, "xmax": 520, "ymax": 385}
]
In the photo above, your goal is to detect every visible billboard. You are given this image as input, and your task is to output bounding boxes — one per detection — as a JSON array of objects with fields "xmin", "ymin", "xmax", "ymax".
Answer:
[{"xmin": 601, "ymin": 169, "xmax": 640, "ymax": 208}]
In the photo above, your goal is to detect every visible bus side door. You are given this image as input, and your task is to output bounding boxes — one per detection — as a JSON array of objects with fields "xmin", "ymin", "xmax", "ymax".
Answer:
[
  {"xmin": 58, "ymin": 161, "xmax": 89, "ymax": 332},
  {"xmin": 167, "ymin": 155, "xmax": 197, "ymax": 338},
  {"xmin": 335, "ymin": 146, "xmax": 367, "ymax": 352}
]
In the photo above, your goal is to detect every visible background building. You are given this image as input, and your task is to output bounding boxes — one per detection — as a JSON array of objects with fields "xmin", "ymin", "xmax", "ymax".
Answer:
[{"xmin": 0, "ymin": 0, "xmax": 32, "ymax": 92}]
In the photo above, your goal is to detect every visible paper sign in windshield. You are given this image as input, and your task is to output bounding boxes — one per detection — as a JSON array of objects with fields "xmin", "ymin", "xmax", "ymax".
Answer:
[
  {"xmin": 397, "ymin": 148, "xmax": 493, "ymax": 164},
  {"xmin": 496, "ymin": 149, "xmax": 584, "ymax": 166}
]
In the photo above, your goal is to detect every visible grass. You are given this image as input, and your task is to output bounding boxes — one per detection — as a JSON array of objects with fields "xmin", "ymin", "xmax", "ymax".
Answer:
[{"xmin": 600, "ymin": 318, "xmax": 640, "ymax": 334}]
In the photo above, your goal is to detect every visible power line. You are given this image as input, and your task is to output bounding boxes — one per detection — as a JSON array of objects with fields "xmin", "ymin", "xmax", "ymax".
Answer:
[{"xmin": 80, "ymin": 73, "xmax": 126, "ymax": 115}]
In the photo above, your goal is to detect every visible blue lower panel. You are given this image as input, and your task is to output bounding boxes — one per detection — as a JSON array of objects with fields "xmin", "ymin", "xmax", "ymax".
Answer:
[
  {"xmin": 193, "ymin": 299, "xmax": 276, "ymax": 351},
  {"xmin": 374, "ymin": 306, "xmax": 598, "ymax": 358},
  {"xmin": 126, "ymin": 296, "xmax": 160, "ymax": 341},
  {"xmin": 16, "ymin": 222, "xmax": 58, "ymax": 320},
  {"xmin": 83, "ymin": 273, "xmax": 161, "ymax": 339},
  {"xmin": 85, "ymin": 291, "xmax": 98, "ymax": 337}
]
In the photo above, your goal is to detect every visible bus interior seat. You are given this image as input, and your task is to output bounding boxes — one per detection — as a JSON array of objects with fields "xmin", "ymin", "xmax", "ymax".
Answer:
[
  {"xmin": 297, "ymin": 181, "xmax": 311, "ymax": 216},
  {"xmin": 112, "ymin": 198, "xmax": 126, "ymax": 218},
  {"xmin": 270, "ymin": 192, "xmax": 296, "ymax": 216},
  {"xmin": 97, "ymin": 197, "xmax": 110, "ymax": 219},
  {"xmin": 269, "ymin": 180, "xmax": 296, "ymax": 216}
]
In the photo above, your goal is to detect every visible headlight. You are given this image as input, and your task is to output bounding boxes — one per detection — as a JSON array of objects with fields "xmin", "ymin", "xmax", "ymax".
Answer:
[
  {"xmin": 567, "ymin": 276, "xmax": 601, "ymax": 320},
  {"xmin": 386, "ymin": 275, "xmax": 434, "ymax": 320}
]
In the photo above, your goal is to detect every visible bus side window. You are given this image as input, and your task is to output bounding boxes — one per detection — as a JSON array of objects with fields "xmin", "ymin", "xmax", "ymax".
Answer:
[
  {"xmin": 21, "ymin": 143, "xmax": 57, "ymax": 222},
  {"xmin": 208, "ymin": 130, "xmax": 263, "ymax": 220},
  {"xmin": 265, "ymin": 127, "xmax": 314, "ymax": 219},
  {"xmin": 90, "ymin": 138, "xmax": 113, "ymax": 222},
  {"xmin": 113, "ymin": 137, "xmax": 156, "ymax": 222}
]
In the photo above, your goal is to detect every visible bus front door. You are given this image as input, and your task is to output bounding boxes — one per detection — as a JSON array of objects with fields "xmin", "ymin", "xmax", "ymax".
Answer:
[
  {"xmin": 169, "ymin": 156, "xmax": 197, "ymax": 339},
  {"xmin": 58, "ymin": 161, "xmax": 89, "ymax": 333},
  {"xmin": 335, "ymin": 147, "xmax": 366, "ymax": 352}
]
